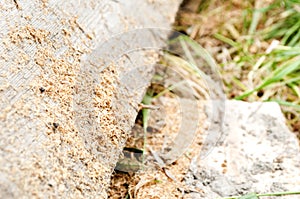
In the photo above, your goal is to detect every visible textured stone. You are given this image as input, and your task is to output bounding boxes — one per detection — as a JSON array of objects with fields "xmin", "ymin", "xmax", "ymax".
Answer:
[{"xmin": 185, "ymin": 100, "xmax": 300, "ymax": 198}]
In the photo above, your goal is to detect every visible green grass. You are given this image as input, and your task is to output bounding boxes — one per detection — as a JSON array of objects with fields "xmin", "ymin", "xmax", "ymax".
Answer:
[
  {"xmin": 141, "ymin": 92, "xmax": 153, "ymax": 167},
  {"xmin": 219, "ymin": 191, "xmax": 300, "ymax": 199},
  {"xmin": 176, "ymin": 0, "xmax": 300, "ymax": 130},
  {"xmin": 208, "ymin": 0, "xmax": 300, "ymax": 131}
]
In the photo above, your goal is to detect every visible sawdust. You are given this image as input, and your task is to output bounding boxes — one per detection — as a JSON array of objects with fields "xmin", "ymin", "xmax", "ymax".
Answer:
[
  {"xmin": 109, "ymin": 96, "xmax": 207, "ymax": 198},
  {"xmin": 0, "ymin": 7, "xmax": 120, "ymax": 198},
  {"xmin": 0, "ymin": 0, "xmax": 184, "ymax": 198},
  {"xmin": 9, "ymin": 25, "xmax": 50, "ymax": 45}
]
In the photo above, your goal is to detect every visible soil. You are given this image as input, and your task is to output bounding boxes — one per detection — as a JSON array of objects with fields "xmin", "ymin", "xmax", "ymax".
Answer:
[{"xmin": 108, "ymin": 96, "xmax": 208, "ymax": 198}]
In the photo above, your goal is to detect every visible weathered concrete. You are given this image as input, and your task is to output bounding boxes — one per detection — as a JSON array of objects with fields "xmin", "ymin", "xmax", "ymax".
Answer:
[
  {"xmin": 185, "ymin": 100, "xmax": 300, "ymax": 198},
  {"xmin": 0, "ymin": 0, "xmax": 182, "ymax": 198}
]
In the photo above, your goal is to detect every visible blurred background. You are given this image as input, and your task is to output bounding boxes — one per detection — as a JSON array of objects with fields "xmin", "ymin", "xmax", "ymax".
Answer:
[{"xmin": 176, "ymin": 0, "xmax": 300, "ymax": 137}]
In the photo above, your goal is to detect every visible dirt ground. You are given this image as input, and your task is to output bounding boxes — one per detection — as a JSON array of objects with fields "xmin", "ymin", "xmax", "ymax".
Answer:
[{"xmin": 108, "ymin": 96, "xmax": 208, "ymax": 198}]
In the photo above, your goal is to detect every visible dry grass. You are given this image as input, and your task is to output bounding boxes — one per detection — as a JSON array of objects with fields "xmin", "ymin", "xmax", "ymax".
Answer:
[{"xmin": 176, "ymin": 0, "xmax": 300, "ymax": 135}]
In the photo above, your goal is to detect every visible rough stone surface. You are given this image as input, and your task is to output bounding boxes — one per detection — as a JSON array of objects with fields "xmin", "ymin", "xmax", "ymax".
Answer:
[
  {"xmin": 184, "ymin": 100, "xmax": 300, "ymax": 199},
  {"xmin": 0, "ymin": 0, "xmax": 182, "ymax": 198}
]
